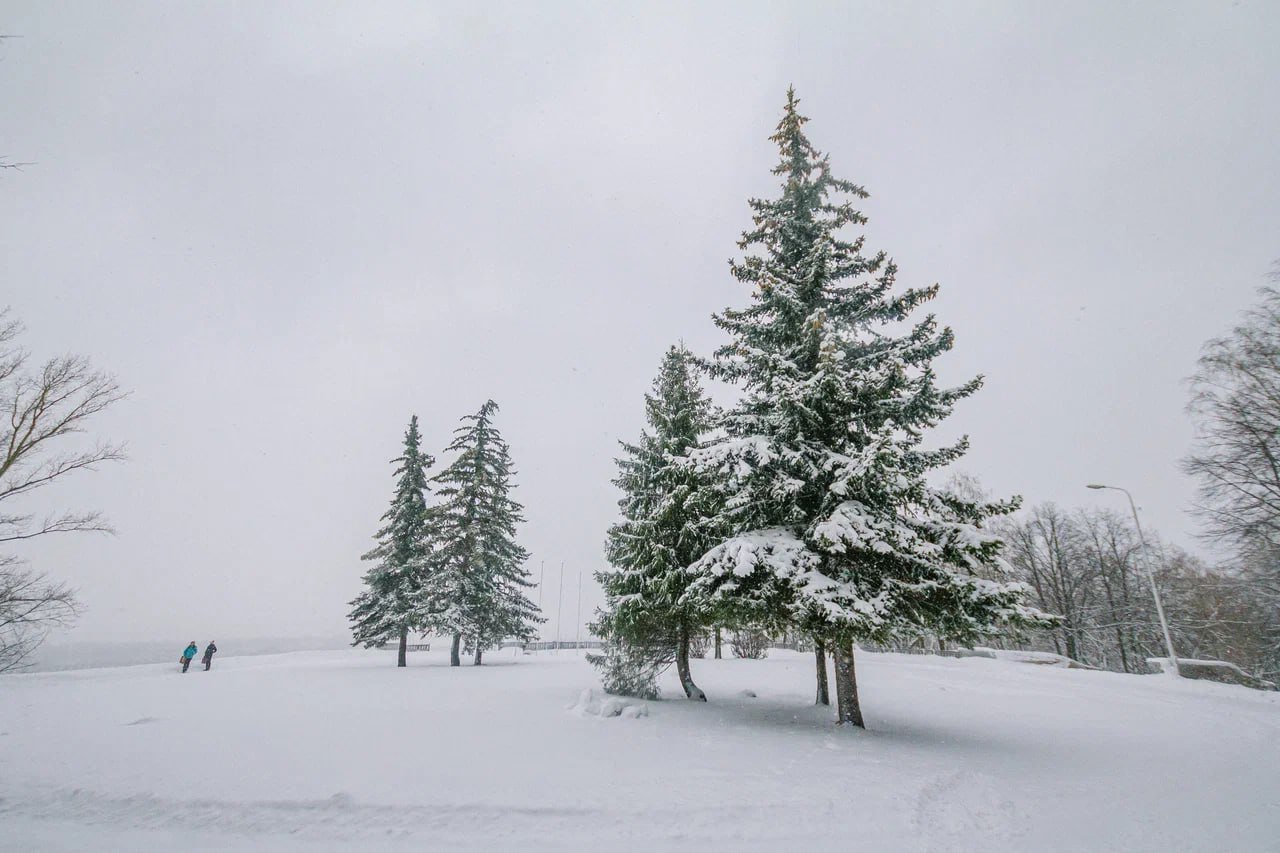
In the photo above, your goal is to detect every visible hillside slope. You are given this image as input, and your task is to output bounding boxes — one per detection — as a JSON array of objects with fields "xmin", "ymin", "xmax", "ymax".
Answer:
[{"xmin": 1, "ymin": 648, "xmax": 1276, "ymax": 851}]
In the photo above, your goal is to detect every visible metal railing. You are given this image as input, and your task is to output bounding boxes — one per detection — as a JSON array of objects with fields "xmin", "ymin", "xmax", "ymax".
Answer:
[
  {"xmin": 375, "ymin": 642, "xmax": 431, "ymax": 652},
  {"xmin": 503, "ymin": 640, "xmax": 603, "ymax": 652}
]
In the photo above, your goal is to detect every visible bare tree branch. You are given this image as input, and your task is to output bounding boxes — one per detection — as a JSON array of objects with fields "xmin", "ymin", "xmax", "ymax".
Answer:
[
  {"xmin": 0, "ymin": 308, "xmax": 126, "ymax": 668},
  {"xmin": 1184, "ymin": 273, "xmax": 1280, "ymax": 555},
  {"xmin": 1000, "ymin": 503, "xmax": 1279, "ymax": 679},
  {"xmin": 0, "ymin": 562, "xmax": 80, "ymax": 672}
]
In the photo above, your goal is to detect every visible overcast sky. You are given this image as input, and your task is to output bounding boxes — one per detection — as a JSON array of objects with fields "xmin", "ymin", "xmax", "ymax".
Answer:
[{"xmin": 3, "ymin": 1, "xmax": 1278, "ymax": 644}]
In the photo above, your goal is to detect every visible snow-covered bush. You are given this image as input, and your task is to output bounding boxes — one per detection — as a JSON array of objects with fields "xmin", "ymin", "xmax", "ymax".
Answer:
[{"xmin": 568, "ymin": 688, "xmax": 649, "ymax": 719}]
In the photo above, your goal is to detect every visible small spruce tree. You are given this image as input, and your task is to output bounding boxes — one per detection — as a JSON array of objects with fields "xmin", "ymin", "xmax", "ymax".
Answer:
[
  {"xmin": 423, "ymin": 401, "xmax": 542, "ymax": 666},
  {"xmin": 690, "ymin": 90, "xmax": 1050, "ymax": 725},
  {"xmin": 593, "ymin": 345, "xmax": 721, "ymax": 700},
  {"xmin": 348, "ymin": 415, "xmax": 435, "ymax": 667}
]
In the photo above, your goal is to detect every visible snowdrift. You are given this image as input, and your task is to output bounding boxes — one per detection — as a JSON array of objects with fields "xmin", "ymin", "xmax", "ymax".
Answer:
[{"xmin": 1147, "ymin": 656, "xmax": 1278, "ymax": 690}]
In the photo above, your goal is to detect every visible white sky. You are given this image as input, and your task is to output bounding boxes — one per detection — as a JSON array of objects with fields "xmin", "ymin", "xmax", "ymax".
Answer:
[{"xmin": 2, "ymin": 1, "xmax": 1278, "ymax": 643}]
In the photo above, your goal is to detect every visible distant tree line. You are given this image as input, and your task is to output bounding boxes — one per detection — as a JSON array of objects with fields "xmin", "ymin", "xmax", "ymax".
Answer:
[
  {"xmin": 995, "ymin": 503, "xmax": 1276, "ymax": 680},
  {"xmin": 870, "ymin": 272, "xmax": 1280, "ymax": 685},
  {"xmin": 1177, "ymin": 272, "xmax": 1280, "ymax": 679}
]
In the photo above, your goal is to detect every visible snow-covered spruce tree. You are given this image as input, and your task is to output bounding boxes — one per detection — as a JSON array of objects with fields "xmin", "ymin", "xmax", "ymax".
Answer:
[
  {"xmin": 592, "ymin": 345, "xmax": 720, "ymax": 700},
  {"xmin": 689, "ymin": 90, "xmax": 1050, "ymax": 726},
  {"xmin": 348, "ymin": 415, "xmax": 435, "ymax": 667},
  {"xmin": 422, "ymin": 401, "xmax": 542, "ymax": 666}
]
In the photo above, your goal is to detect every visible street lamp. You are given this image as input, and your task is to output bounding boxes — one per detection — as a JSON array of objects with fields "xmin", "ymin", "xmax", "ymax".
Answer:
[{"xmin": 1087, "ymin": 484, "xmax": 1180, "ymax": 676}]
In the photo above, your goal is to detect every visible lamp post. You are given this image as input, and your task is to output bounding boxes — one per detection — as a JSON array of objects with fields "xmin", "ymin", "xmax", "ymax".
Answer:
[
  {"xmin": 1086, "ymin": 484, "xmax": 1180, "ymax": 676},
  {"xmin": 575, "ymin": 569, "xmax": 582, "ymax": 651}
]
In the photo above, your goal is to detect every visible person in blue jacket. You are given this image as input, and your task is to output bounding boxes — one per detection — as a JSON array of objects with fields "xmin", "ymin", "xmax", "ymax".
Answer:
[
  {"xmin": 180, "ymin": 641, "xmax": 198, "ymax": 673},
  {"xmin": 201, "ymin": 641, "xmax": 217, "ymax": 671}
]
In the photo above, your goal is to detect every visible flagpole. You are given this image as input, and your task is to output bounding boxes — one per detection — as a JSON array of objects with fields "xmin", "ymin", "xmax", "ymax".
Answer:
[
  {"xmin": 536, "ymin": 560, "xmax": 545, "ymax": 643},
  {"xmin": 555, "ymin": 562, "xmax": 565, "ymax": 653}
]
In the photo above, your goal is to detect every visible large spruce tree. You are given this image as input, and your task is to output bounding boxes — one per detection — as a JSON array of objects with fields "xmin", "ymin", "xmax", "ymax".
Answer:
[
  {"xmin": 423, "ymin": 401, "xmax": 542, "ymax": 666},
  {"xmin": 690, "ymin": 90, "xmax": 1048, "ymax": 725},
  {"xmin": 593, "ymin": 345, "xmax": 720, "ymax": 700},
  {"xmin": 348, "ymin": 415, "xmax": 435, "ymax": 667}
]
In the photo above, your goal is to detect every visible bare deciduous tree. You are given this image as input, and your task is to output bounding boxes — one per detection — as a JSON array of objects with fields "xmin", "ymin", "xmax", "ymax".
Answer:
[
  {"xmin": 0, "ymin": 556, "xmax": 79, "ymax": 672},
  {"xmin": 1001, "ymin": 504, "xmax": 1098, "ymax": 663},
  {"xmin": 1184, "ymin": 276, "xmax": 1280, "ymax": 552},
  {"xmin": 999, "ymin": 502, "xmax": 1279, "ymax": 681},
  {"xmin": 1181, "ymin": 271, "xmax": 1280, "ymax": 678},
  {"xmin": 0, "ymin": 310, "xmax": 125, "ymax": 671}
]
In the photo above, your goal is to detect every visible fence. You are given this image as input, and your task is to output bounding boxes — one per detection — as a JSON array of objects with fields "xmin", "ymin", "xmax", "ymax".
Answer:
[
  {"xmin": 373, "ymin": 640, "xmax": 600, "ymax": 653},
  {"xmin": 768, "ymin": 638, "xmax": 1000, "ymax": 658},
  {"xmin": 375, "ymin": 642, "xmax": 431, "ymax": 652},
  {"xmin": 503, "ymin": 640, "xmax": 603, "ymax": 652}
]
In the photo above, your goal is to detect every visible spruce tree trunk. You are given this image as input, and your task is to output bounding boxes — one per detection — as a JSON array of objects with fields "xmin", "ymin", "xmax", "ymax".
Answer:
[
  {"xmin": 832, "ymin": 639, "xmax": 864, "ymax": 727},
  {"xmin": 397, "ymin": 627, "xmax": 408, "ymax": 668},
  {"xmin": 676, "ymin": 622, "xmax": 707, "ymax": 701},
  {"xmin": 714, "ymin": 627, "xmax": 722, "ymax": 660},
  {"xmin": 473, "ymin": 633, "xmax": 483, "ymax": 666},
  {"xmin": 814, "ymin": 639, "xmax": 829, "ymax": 706},
  {"xmin": 450, "ymin": 633, "xmax": 461, "ymax": 667}
]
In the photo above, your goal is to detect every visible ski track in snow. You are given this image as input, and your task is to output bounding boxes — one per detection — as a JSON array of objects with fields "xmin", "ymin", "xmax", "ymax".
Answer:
[
  {"xmin": 0, "ymin": 788, "xmax": 836, "ymax": 848},
  {"xmin": 913, "ymin": 770, "xmax": 1025, "ymax": 852}
]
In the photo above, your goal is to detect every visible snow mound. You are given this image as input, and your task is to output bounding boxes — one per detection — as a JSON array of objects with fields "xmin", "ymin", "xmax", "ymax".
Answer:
[
  {"xmin": 567, "ymin": 688, "xmax": 649, "ymax": 719},
  {"xmin": 1147, "ymin": 657, "xmax": 1278, "ymax": 690},
  {"xmin": 973, "ymin": 648, "xmax": 1096, "ymax": 669}
]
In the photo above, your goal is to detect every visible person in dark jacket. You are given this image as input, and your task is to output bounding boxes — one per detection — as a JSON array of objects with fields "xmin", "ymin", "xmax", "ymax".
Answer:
[
  {"xmin": 202, "ymin": 641, "xmax": 218, "ymax": 671},
  {"xmin": 180, "ymin": 641, "xmax": 198, "ymax": 673}
]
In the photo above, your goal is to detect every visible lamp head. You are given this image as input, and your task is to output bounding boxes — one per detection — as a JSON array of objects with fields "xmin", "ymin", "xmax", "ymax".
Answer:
[{"xmin": 1086, "ymin": 484, "xmax": 1108, "ymax": 490}]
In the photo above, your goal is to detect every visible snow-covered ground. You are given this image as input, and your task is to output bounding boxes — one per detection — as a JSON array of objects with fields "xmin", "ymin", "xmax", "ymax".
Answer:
[{"xmin": 1, "ymin": 648, "xmax": 1276, "ymax": 851}]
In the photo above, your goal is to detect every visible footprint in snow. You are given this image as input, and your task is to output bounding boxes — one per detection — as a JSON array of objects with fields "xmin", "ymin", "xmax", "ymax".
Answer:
[
  {"xmin": 914, "ymin": 769, "xmax": 1026, "ymax": 852},
  {"xmin": 125, "ymin": 717, "xmax": 158, "ymax": 726}
]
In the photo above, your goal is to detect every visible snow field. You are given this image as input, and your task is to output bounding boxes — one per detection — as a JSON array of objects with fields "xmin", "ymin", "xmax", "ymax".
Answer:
[{"xmin": 1, "ymin": 648, "xmax": 1277, "ymax": 851}]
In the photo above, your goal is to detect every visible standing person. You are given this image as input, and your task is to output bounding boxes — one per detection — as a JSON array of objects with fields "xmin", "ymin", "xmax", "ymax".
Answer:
[
  {"xmin": 201, "ymin": 641, "xmax": 218, "ymax": 671},
  {"xmin": 180, "ymin": 641, "xmax": 198, "ymax": 673}
]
